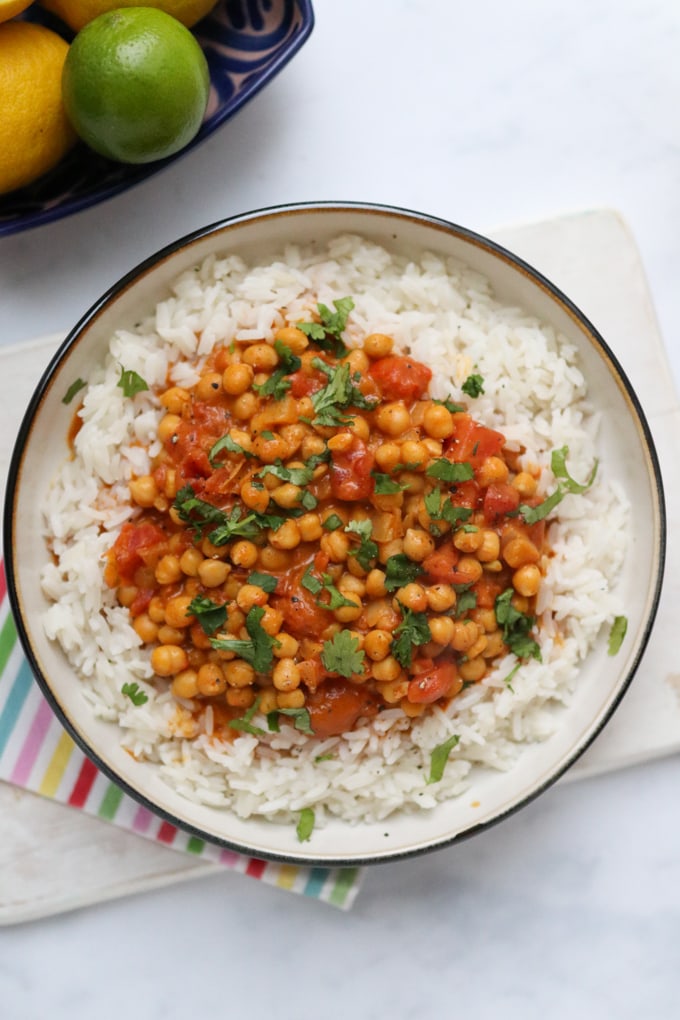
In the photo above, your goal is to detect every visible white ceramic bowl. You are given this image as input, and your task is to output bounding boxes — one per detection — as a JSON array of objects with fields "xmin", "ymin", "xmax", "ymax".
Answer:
[{"xmin": 4, "ymin": 202, "xmax": 666, "ymax": 866}]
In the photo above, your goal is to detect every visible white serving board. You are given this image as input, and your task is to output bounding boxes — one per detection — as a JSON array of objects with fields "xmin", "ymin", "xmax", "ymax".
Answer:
[{"xmin": 2, "ymin": 208, "xmax": 679, "ymax": 924}]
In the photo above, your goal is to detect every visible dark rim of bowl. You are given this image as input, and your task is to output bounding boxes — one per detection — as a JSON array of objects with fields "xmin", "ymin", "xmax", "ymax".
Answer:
[{"xmin": 3, "ymin": 200, "xmax": 667, "ymax": 867}]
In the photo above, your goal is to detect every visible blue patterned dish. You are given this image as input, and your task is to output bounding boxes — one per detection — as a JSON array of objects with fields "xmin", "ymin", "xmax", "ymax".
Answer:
[{"xmin": 0, "ymin": 0, "xmax": 314, "ymax": 237}]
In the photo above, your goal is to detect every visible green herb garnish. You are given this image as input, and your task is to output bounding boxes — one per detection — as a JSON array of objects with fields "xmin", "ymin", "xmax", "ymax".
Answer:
[
  {"xmin": 267, "ymin": 707, "xmax": 314, "ymax": 735},
  {"xmin": 494, "ymin": 589, "xmax": 541, "ymax": 661},
  {"xmin": 384, "ymin": 554, "xmax": 424, "ymax": 592},
  {"xmin": 121, "ymin": 682, "xmax": 149, "ymax": 706},
  {"xmin": 424, "ymin": 487, "xmax": 473, "ymax": 529},
  {"xmin": 345, "ymin": 519, "xmax": 378, "ymax": 571},
  {"xmin": 173, "ymin": 485, "xmax": 284, "ymax": 544},
  {"xmin": 391, "ymin": 604, "xmax": 432, "ymax": 668},
  {"xmin": 608, "ymin": 616, "xmax": 628, "ymax": 656},
  {"xmin": 246, "ymin": 571, "xmax": 278, "ymax": 594},
  {"xmin": 296, "ymin": 807, "xmax": 315, "ymax": 842},
  {"xmin": 117, "ymin": 367, "xmax": 149, "ymax": 398},
  {"xmin": 519, "ymin": 446, "xmax": 598, "ymax": 524},
  {"xmin": 461, "ymin": 373, "xmax": 485, "ymax": 398},
  {"xmin": 454, "ymin": 589, "xmax": 478, "ymax": 617},
  {"xmin": 322, "ymin": 513, "xmax": 344, "ymax": 531},
  {"xmin": 228, "ymin": 697, "xmax": 266, "ymax": 737},
  {"xmin": 503, "ymin": 660, "xmax": 521, "ymax": 692},
  {"xmin": 372, "ymin": 472, "xmax": 407, "ymax": 495},
  {"xmin": 187, "ymin": 595, "xmax": 228, "ymax": 636},
  {"xmin": 297, "ymin": 297, "xmax": 355, "ymax": 357},
  {"xmin": 321, "ymin": 630, "xmax": 366, "ymax": 679},
  {"xmin": 309, "ymin": 359, "xmax": 376, "ymax": 427},
  {"xmin": 62, "ymin": 378, "xmax": 86, "ymax": 405},
  {"xmin": 433, "ymin": 397, "xmax": 464, "ymax": 414},
  {"xmin": 425, "ymin": 458, "xmax": 474, "ymax": 484},
  {"xmin": 211, "ymin": 606, "xmax": 280, "ymax": 673},
  {"xmin": 208, "ymin": 432, "xmax": 254, "ymax": 467},
  {"xmin": 427, "ymin": 734, "xmax": 460, "ymax": 784}
]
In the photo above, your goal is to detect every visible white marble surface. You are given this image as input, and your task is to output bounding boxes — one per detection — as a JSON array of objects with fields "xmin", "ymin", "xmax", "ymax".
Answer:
[{"xmin": 2, "ymin": 0, "xmax": 680, "ymax": 1014}]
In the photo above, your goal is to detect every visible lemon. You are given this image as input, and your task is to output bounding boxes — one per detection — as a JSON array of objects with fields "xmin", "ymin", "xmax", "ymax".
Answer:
[
  {"xmin": 0, "ymin": 0, "xmax": 35, "ymax": 23},
  {"xmin": 40, "ymin": 0, "xmax": 217, "ymax": 31},
  {"xmin": 0, "ymin": 22, "xmax": 77, "ymax": 196},
  {"xmin": 61, "ymin": 8, "xmax": 210, "ymax": 165}
]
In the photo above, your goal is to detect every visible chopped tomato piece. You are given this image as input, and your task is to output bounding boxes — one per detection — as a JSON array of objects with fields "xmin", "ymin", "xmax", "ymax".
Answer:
[
  {"xmin": 369, "ymin": 355, "xmax": 432, "ymax": 401},
  {"xmin": 449, "ymin": 479, "xmax": 482, "ymax": 510},
  {"xmin": 288, "ymin": 368, "xmax": 326, "ymax": 398},
  {"xmin": 108, "ymin": 521, "xmax": 166, "ymax": 586},
  {"xmin": 422, "ymin": 544, "xmax": 471, "ymax": 585},
  {"xmin": 407, "ymin": 661, "xmax": 461, "ymax": 704},
  {"xmin": 472, "ymin": 572, "xmax": 507, "ymax": 609},
  {"xmin": 329, "ymin": 435, "xmax": 375, "ymax": 501},
  {"xmin": 306, "ymin": 680, "xmax": 377, "ymax": 738},
  {"xmin": 483, "ymin": 482, "xmax": 520, "ymax": 522},
  {"xmin": 272, "ymin": 567, "xmax": 329, "ymax": 638},
  {"xmin": 445, "ymin": 413, "xmax": 505, "ymax": 470}
]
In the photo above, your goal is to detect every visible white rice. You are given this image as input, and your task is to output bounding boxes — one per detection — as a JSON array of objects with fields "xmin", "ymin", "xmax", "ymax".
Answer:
[{"xmin": 41, "ymin": 235, "xmax": 628, "ymax": 825}]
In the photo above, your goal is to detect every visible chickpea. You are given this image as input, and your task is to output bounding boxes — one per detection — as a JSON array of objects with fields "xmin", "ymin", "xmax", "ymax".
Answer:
[
  {"xmin": 482, "ymin": 630, "xmax": 507, "ymax": 659},
  {"xmin": 195, "ymin": 371, "xmax": 223, "ymax": 403},
  {"xmin": 277, "ymin": 689, "xmax": 306, "ymax": 709},
  {"xmin": 236, "ymin": 584, "xmax": 269, "ymax": 612},
  {"xmin": 513, "ymin": 563, "xmax": 541, "ymax": 597},
  {"xmin": 298, "ymin": 513, "xmax": 323, "ymax": 543},
  {"xmin": 364, "ymin": 629, "xmax": 392, "ymax": 661},
  {"xmin": 346, "ymin": 349, "xmax": 370, "ymax": 375},
  {"xmin": 259, "ymin": 606, "xmax": 284, "ymax": 636},
  {"xmin": 512, "ymin": 471, "xmax": 538, "ymax": 497},
  {"xmin": 365, "ymin": 568, "xmax": 387, "ymax": 598},
  {"xmin": 334, "ymin": 591, "xmax": 363, "ymax": 623},
  {"xmin": 348, "ymin": 416, "xmax": 370, "ymax": 442},
  {"xmin": 268, "ymin": 519, "xmax": 301, "ymax": 550},
  {"xmin": 374, "ymin": 442, "xmax": 402, "ymax": 472},
  {"xmin": 200, "ymin": 537, "xmax": 230, "ymax": 560},
  {"xmin": 471, "ymin": 530, "xmax": 498, "ymax": 562},
  {"xmin": 458, "ymin": 657, "xmax": 487, "ymax": 683},
  {"xmin": 148, "ymin": 596, "xmax": 166, "ymax": 624},
  {"xmin": 226, "ymin": 688, "xmax": 256, "ymax": 709},
  {"xmin": 257, "ymin": 687, "xmax": 279, "ymax": 714},
  {"xmin": 224, "ymin": 660, "xmax": 256, "ymax": 688},
  {"xmin": 372, "ymin": 656, "xmax": 402, "ymax": 683},
  {"xmin": 476, "ymin": 456, "xmax": 509, "ymax": 487},
  {"xmin": 157, "ymin": 413, "xmax": 181, "ymax": 444},
  {"xmin": 338, "ymin": 573, "xmax": 366, "ymax": 597},
  {"xmin": 453, "ymin": 527, "xmax": 484, "ymax": 553},
  {"xmin": 375, "ymin": 402, "xmax": 411, "ymax": 437},
  {"xmin": 197, "ymin": 662, "xmax": 227, "ymax": 696},
  {"xmin": 160, "ymin": 386, "xmax": 190, "ymax": 414},
  {"xmin": 253, "ymin": 433, "xmax": 289, "ymax": 464},
  {"xmin": 450, "ymin": 619, "xmax": 480, "ymax": 652},
  {"xmin": 133, "ymin": 613, "xmax": 158, "ymax": 644},
  {"xmin": 225, "ymin": 607, "xmax": 246, "ymax": 635},
  {"xmin": 198, "ymin": 559, "xmax": 231, "ymax": 588},
  {"xmin": 171, "ymin": 669, "xmax": 199, "ymax": 699},
  {"xmin": 327, "ymin": 431, "xmax": 354, "ymax": 453},
  {"xmin": 242, "ymin": 342, "xmax": 279, "ymax": 372},
  {"xmin": 400, "ymin": 472, "xmax": 425, "ymax": 494},
  {"xmin": 271, "ymin": 482, "xmax": 303, "ymax": 509},
  {"xmin": 471, "ymin": 608, "xmax": 497, "ymax": 632},
  {"xmin": 164, "ymin": 595, "xmax": 195, "ymax": 629},
  {"xmin": 378, "ymin": 538, "xmax": 404, "ymax": 564},
  {"xmin": 321, "ymin": 530, "xmax": 350, "ymax": 562},
  {"xmin": 274, "ymin": 326, "xmax": 309, "ymax": 354},
  {"xmin": 512, "ymin": 594, "xmax": 530, "ymax": 615},
  {"xmin": 363, "ymin": 333, "xmax": 394, "ymax": 359},
  {"xmin": 273, "ymin": 632, "xmax": 299, "ymax": 659},
  {"xmin": 154, "ymin": 554, "xmax": 182, "ymax": 586},
  {"xmin": 222, "ymin": 362, "xmax": 254, "ymax": 396},
  {"xmin": 400, "ymin": 440, "xmax": 428, "ymax": 470},
  {"xmin": 422, "ymin": 403, "xmax": 455, "ymax": 439},
  {"xmin": 428, "ymin": 616, "xmax": 456, "ymax": 645},
  {"xmin": 229, "ymin": 540, "xmax": 259, "ymax": 569},
  {"xmin": 180, "ymin": 548, "xmax": 204, "ymax": 580},
  {"xmin": 190, "ymin": 622, "xmax": 212, "ymax": 650},
  {"xmin": 240, "ymin": 478, "xmax": 271, "ymax": 513},
  {"xmin": 151, "ymin": 644, "xmax": 188, "ymax": 676},
  {"xmin": 395, "ymin": 582, "xmax": 428, "ymax": 613},
  {"xmin": 467, "ymin": 634, "xmax": 488, "ymax": 659},
  {"xmin": 403, "ymin": 528, "xmax": 435, "ymax": 563},
  {"xmin": 301, "ymin": 434, "xmax": 327, "ymax": 459},
  {"xmin": 296, "ymin": 396, "xmax": 315, "ymax": 421},
  {"xmin": 503, "ymin": 537, "xmax": 540, "ymax": 569},
  {"xmin": 232, "ymin": 391, "xmax": 259, "ymax": 420},
  {"xmin": 425, "ymin": 584, "xmax": 457, "ymax": 613},
  {"xmin": 273, "ymin": 658, "xmax": 302, "ymax": 692},
  {"xmin": 456, "ymin": 556, "xmax": 484, "ymax": 584},
  {"xmin": 129, "ymin": 475, "xmax": 158, "ymax": 508},
  {"xmin": 258, "ymin": 547, "xmax": 291, "ymax": 571}
]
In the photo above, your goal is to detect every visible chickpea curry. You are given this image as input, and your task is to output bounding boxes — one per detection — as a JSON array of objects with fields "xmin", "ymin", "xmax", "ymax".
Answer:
[{"xmin": 104, "ymin": 297, "xmax": 549, "ymax": 741}]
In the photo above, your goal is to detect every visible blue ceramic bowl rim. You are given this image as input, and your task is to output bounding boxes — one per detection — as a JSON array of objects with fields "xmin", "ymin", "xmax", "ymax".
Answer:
[
  {"xmin": 0, "ymin": 1, "xmax": 315, "ymax": 238},
  {"xmin": 3, "ymin": 200, "xmax": 667, "ymax": 866}
]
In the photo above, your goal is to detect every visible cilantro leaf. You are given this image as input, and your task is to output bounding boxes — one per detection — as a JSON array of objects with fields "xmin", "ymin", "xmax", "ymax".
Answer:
[
  {"xmin": 608, "ymin": 615, "xmax": 628, "ymax": 656},
  {"xmin": 372, "ymin": 472, "xmax": 407, "ymax": 495},
  {"xmin": 257, "ymin": 459, "xmax": 315, "ymax": 486},
  {"xmin": 273, "ymin": 339, "xmax": 302, "ymax": 373},
  {"xmin": 322, "ymin": 513, "xmax": 344, "ymax": 531},
  {"xmin": 268, "ymin": 707, "xmax": 314, "ymax": 735},
  {"xmin": 211, "ymin": 606, "xmax": 280, "ymax": 673},
  {"xmin": 62, "ymin": 377, "xmax": 86, "ymax": 405},
  {"xmin": 296, "ymin": 807, "xmax": 315, "ymax": 842},
  {"xmin": 427, "ymin": 734, "xmax": 460, "ymax": 784},
  {"xmin": 187, "ymin": 595, "xmax": 227, "ymax": 636},
  {"xmin": 424, "ymin": 487, "xmax": 473, "ymax": 528},
  {"xmin": 391, "ymin": 604, "xmax": 432, "ymax": 668},
  {"xmin": 503, "ymin": 660, "xmax": 521, "ymax": 692},
  {"xmin": 253, "ymin": 368, "xmax": 292, "ymax": 401},
  {"xmin": 426, "ymin": 458, "xmax": 474, "ymax": 483},
  {"xmin": 433, "ymin": 397, "xmax": 464, "ymax": 414},
  {"xmin": 494, "ymin": 589, "xmax": 541, "ymax": 661},
  {"xmin": 384, "ymin": 554, "xmax": 424, "ymax": 592},
  {"xmin": 345, "ymin": 519, "xmax": 378, "ymax": 571},
  {"xmin": 173, "ymin": 485, "xmax": 283, "ymax": 544},
  {"xmin": 228, "ymin": 697, "xmax": 266, "ymax": 737},
  {"xmin": 321, "ymin": 630, "xmax": 366, "ymax": 679},
  {"xmin": 519, "ymin": 446, "xmax": 598, "ymax": 524},
  {"xmin": 301, "ymin": 565, "xmax": 357, "ymax": 611},
  {"xmin": 461, "ymin": 373, "xmax": 485, "ymax": 398},
  {"xmin": 117, "ymin": 367, "xmax": 148, "ymax": 398},
  {"xmin": 297, "ymin": 297, "xmax": 355, "ymax": 357},
  {"xmin": 121, "ymin": 682, "xmax": 148, "ymax": 706},
  {"xmin": 455, "ymin": 589, "xmax": 478, "ymax": 617},
  {"xmin": 310, "ymin": 359, "xmax": 376, "ymax": 427},
  {"xmin": 208, "ymin": 432, "xmax": 254, "ymax": 467},
  {"xmin": 246, "ymin": 571, "xmax": 278, "ymax": 594}
]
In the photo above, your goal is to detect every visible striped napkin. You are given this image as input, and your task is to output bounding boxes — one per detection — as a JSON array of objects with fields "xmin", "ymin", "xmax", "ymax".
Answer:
[{"xmin": 0, "ymin": 563, "xmax": 361, "ymax": 907}]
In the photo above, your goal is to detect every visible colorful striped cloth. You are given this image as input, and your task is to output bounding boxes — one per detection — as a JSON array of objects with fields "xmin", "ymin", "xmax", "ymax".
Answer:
[{"xmin": 0, "ymin": 560, "xmax": 361, "ymax": 908}]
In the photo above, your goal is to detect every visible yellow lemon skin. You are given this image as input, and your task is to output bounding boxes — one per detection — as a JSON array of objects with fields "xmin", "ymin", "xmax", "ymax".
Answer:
[
  {"xmin": 0, "ymin": 0, "xmax": 35, "ymax": 24},
  {"xmin": 40, "ymin": 0, "xmax": 218, "ymax": 31},
  {"xmin": 62, "ymin": 8, "xmax": 210, "ymax": 165},
  {"xmin": 0, "ymin": 22, "xmax": 77, "ymax": 196}
]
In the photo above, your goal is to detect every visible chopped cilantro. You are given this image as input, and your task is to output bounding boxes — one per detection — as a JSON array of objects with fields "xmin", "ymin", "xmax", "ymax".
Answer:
[
  {"xmin": 424, "ymin": 487, "xmax": 473, "ymax": 529},
  {"xmin": 117, "ymin": 367, "xmax": 149, "ymax": 398},
  {"xmin": 208, "ymin": 432, "xmax": 254, "ymax": 467},
  {"xmin": 228, "ymin": 697, "xmax": 266, "ymax": 737},
  {"xmin": 425, "ymin": 458, "xmax": 474, "ymax": 483},
  {"xmin": 503, "ymin": 660, "xmax": 521, "ymax": 692},
  {"xmin": 273, "ymin": 339, "xmax": 302, "ymax": 372},
  {"xmin": 267, "ymin": 707, "xmax": 314, "ymax": 735},
  {"xmin": 296, "ymin": 807, "xmax": 315, "ymax": 842},
  {"xmin": 520, "ymin": 446, "xmax": 598, "ymax": 524},
  {"xmin": 384, "ymin": 554, "xmax": 424, "ymax": 592},
  {"xmin": 321, "ymin": 630, "xmax": 366, "ymax": 679},
  {"xmin": 391, "ymin": 604, "xmax": 432, "ymax": 668},
  {"xmin": 427, "ymin": 734, "xmax": 460, "ymax": 784},
  {"xmin": 345, "ymin": 519, "xmax": 378, "ymax": 571},
  {"xmin": 322, "ymin": 513, "xmax": 344, "ymax": 531},
  {"xmin": 455, "ymin": 589, "xmax": 478, "ymax": 617},
  {"xmin": 309, "ymin": 359, "xmax": 376, "ymax": 427},
  {"xmin": 494, "ymin": 589, "xmax": 541, "ymax": 661},
  {"xmin": 297, "ymin": 297, "xmax": 355, "ymax": 357},
  {"xmin": 187, "ymin": 595, "xmax": 227, "ymax": 636},
  {"xmin": 62, "ymin": 377, "xmax": 86, "ymax": 405},
  {"xmin": 121, "ymin": 682, "xmax": 148, "ymax": 706},
  {"xmin": 461, "ymin": 373, "xmax": 485, "ymax": 398},
  {"xmin": 253, "ymin": 368, "xmax": 292, "ymax": 401},
  {"xmin": 433, "ymin": 397, "xmax": 464, "ymax": 414},
  {"xmin": 608, "ymin": 615, "xmax": 628, "ymax": 656},
  {"xmin": 246, "ymin": 571, "xmax": 278, "ymax": 594},
  {"xmin": 372, "ymin": 472, "xmax": 407, "ymax": 495},
  {"xmin": 260, "ymin": 430, "xmax": 275, "ymax": 440},
  {"xmin": 211, "ymin": 606, "xmax": 280, "ymax": 673},
  {"xmin": 173, "ymin": 485, "xmax": 283, "ymax": 544},
  {"xmin": 301, "ymin": 565, "xmax": 357, "ymax": 611}
]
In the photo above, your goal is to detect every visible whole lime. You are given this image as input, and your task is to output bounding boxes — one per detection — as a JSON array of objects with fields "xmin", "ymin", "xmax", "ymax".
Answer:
[{"xmin": 61, "ymin": 8, "xmax": 210, "ymax": 164}]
